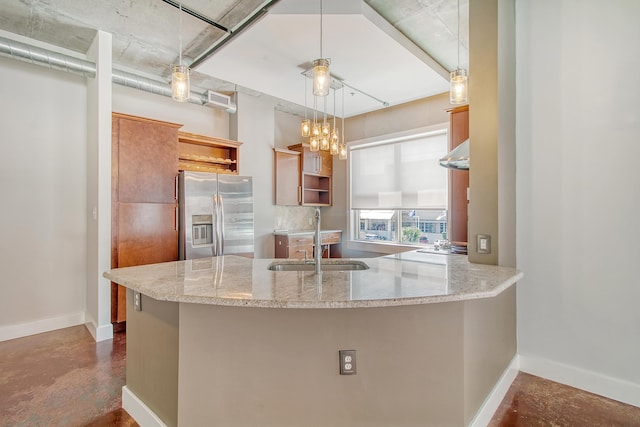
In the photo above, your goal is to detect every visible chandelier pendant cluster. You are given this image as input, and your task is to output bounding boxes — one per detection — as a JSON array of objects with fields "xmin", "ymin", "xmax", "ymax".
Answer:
[{"xmin": 300, "ymin": 0, "xmax": 347, "ymax": 160}]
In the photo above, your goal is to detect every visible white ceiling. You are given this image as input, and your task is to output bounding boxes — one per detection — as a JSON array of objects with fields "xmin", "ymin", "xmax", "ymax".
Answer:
[
  {"xmin": 197, "ymin": 0, "xmax": 451, "ymax": 117},
  {"xmin": 0, "ymin": 0, "xmax": 468, "ymax": 118}
]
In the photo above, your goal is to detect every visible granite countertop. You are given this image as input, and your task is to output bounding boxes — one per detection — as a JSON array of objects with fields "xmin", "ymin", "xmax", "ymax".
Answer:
[
  {"xmin": 273, "ymin": 229, "xmax": 342, "ymax": 236},
  {"xmin": 103, "ymin": 251, "xmax": 523, "ymax": 309}
]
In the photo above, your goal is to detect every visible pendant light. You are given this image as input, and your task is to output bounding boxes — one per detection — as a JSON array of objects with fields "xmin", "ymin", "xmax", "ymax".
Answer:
[
  {"xmin": 338, "ymin": 87, "xmax": 347, "ymax": 160},
  {"xmin": 301, "ymin": 77, "xmax": 311, "ymax": 137},
  {"xmin": 312, "ymin": 0, "xmax": 330, "ymax": 97},
  {"xmin": 449, "ymin": 0, "xmax": 468, "ymax": 105},
  {"xmin": 171, "ymin": 2, "xmax": 190, "ymax": 102}
]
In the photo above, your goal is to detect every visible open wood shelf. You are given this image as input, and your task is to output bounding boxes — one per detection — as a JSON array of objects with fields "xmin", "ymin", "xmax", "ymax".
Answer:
[{"xmin": 178, "ymin": 131, "xmax": 242, "ymax": 174}]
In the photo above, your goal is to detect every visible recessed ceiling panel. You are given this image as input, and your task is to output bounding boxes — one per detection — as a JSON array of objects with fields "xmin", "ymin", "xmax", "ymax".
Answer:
[{"xmin": 196, "ymin": 10, "xmax": 448, "ymax": 117}]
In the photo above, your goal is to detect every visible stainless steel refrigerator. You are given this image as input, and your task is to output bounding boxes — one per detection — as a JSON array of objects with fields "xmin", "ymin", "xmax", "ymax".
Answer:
[{"xmin": 178, "ymin": 171, "xmax": 254, "ymax": 260}]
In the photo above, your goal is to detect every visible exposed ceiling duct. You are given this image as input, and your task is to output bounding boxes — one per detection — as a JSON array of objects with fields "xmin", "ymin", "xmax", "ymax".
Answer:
[{"xmin": 0, "ymin": 35, "xmax": 237, "ymax": 113}]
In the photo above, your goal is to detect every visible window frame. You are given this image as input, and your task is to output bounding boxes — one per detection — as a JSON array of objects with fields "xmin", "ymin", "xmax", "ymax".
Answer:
[{"xmin": 346, "ymin": 122, "xmax": 449, "ymax": 254}]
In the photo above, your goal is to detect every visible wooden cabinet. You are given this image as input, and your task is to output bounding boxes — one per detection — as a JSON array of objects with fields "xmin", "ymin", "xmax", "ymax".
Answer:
[
  {"xmin": 447, "ymin": 105, "xmax": 469, "ymax": 246},
  {"xmin": 273, "ymin": 148, "xmax": 301, "ymax": 205},
  {"xmin": 111, "ymin": 113, "xmax": 180, "ymax": 326},
  {"xmin": 274, "ymin": 232, "xmax": 342, "ymax": 259},
  {"xmin": 275, "ymin": 235, "xmax": 314, "ymax": 260},
  {"xmin": 285, "ymin": 144, "xmax": 333, "ymax": 207},
  {"xmin": 178, "ymin": 131, "xmax": 241, "ymax": 174}
]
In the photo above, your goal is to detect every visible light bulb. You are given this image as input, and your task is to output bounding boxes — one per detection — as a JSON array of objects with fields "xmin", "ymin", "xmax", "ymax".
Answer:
[
  {"xmin": 322, "ymin": 122, "xmax": 330, "ymax": 136},
  {"xmin": 312, "ymin": 122, "xmax": 321, "ymax": 137}
]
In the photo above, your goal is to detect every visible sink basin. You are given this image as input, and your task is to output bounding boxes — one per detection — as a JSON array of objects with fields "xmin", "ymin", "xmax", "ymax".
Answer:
[{"xmin": 267, "ymin": 260, "xmax": 369, "ymax": 272}]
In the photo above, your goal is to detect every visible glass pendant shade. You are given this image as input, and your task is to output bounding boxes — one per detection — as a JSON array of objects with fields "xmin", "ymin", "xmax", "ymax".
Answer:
[
  {"xmin": 312, "ymin": 59, "xmax": 330, "ymax": 96},
  {"xmin": 330, "ymin": 128, "xmax": 339, "ymax": 155},
  {"xmin": 172, "ymin": 64, "xmax": 190, "ymax": 102},
  {"xmin": 320, "ymin": 135, "xmax": 330, "ymax": 151},
  {"xmin": 312, "ymin": 122, "xmax": 321, "ymax": 137},
  {"xmin": 310, "ymin": 136, "xmax": 320, "ymax": 152},
  {"xmin": 301, "ymin": 119, "xmax": 311, "ymax": 137},
  {"xmin": 449, "ymin": 68, "xmax": 468, "ymax": 105},
  {"xmin": 338, "ymin": 142, "xmax": 347, "ymax": 160},
  {"xmin": 321, "ymin": 121, "xmax": 330, "ymax": 136}
]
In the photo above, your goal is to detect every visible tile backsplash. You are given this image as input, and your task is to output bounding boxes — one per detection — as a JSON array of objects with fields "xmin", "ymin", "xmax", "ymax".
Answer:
[{"xmin": 274, "ymin": 206, "xmax": 317, "ymax": 231}]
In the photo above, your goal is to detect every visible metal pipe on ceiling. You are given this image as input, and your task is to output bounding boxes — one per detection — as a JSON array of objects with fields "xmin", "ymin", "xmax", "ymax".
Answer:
[
  {"xmin": 0, "ymin": 35, "xmax": 234, "ymax": 110},
  {"xmin": 160, "ymin": 0, "xmax": 231, "ymax": 33}
]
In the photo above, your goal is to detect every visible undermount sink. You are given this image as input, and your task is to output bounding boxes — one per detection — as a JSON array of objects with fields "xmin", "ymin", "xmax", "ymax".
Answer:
[{"xmin": 267, "ymin": 260, "xmax": 369, "ymax": 272}]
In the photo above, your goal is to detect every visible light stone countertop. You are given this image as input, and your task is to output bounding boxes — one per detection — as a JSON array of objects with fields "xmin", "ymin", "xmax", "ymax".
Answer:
[{"xmin": 103, "ymin": 251, "xmax": 523, "ymax": 309}]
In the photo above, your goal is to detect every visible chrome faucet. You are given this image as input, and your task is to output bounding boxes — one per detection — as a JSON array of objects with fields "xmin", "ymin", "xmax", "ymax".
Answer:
[{"xmin": 314, "ymin": 207, "xmax": 322, "ymax": 275}]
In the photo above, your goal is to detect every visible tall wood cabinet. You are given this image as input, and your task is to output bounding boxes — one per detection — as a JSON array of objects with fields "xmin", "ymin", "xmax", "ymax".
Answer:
[
  {"xmin": 447, "ymin": 105, "xmax": 469, "ymax": 247},
  {"xmin": 111, "ymin": 113, "xmax": 180, "ymax": 326}
]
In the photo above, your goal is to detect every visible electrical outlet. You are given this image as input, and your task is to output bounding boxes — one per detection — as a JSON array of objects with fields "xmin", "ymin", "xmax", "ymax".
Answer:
[
  {"xmin": 477, "ymin": 234, "xmax": 491, "ymax": 254},
  {"xmin": 134, "ymin": 291, "xmax": 142, "ymax": 311},
  {"xmin": 339, "ymin": 350, "xmax": 356, "ymax": 375}
]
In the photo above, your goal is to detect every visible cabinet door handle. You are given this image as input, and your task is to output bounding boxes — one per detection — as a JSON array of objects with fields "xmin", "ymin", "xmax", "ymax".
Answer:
[
  {"xmin": 175, "ymin": 205, "xmax": 179, "ymax": 231},
  {"xmin": 298, "ymin": 186, "xmax": 302, "ymax": 203},
  {"xmin": 174, "ymin": 175, "xmax": 178, "ymax": 201}
]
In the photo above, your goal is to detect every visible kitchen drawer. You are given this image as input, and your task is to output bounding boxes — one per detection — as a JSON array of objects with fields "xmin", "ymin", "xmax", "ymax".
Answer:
[
  {"xmin": 288, "ymin": 235, "xmax": 314, "ymax": 246},
  {"xmin": 321, "ymin": 232, "xmax": 341, "ymax": 245}
]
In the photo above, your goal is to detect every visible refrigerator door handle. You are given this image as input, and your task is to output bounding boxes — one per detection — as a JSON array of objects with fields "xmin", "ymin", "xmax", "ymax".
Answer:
[
  {"xmin": 212, "ymin": 194, "xmax": 219, "ymax": 256},
  {"xmin": 219, "ymin": 195, "xmax": 225, "ymax": 255}
]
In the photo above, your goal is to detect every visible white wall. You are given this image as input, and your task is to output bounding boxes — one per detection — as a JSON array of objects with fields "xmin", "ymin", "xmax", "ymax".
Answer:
[
  {"xmin": 113, "ymin": 84, "xmax": 229, "ymax": 138},
  {"xmin": 231, "ymin": 92, "xmax": 277, "ymax": 258},
  {"xmin": 0, "ymin": 33, "xmax": 233, "ymax": 341},
  {"xmin": 0, "ymin": 56, "xmax": 88, "ymax": 340},
  {"xmin": 516, "ymin": 0, "xmax": 640, "ymax": 406}
]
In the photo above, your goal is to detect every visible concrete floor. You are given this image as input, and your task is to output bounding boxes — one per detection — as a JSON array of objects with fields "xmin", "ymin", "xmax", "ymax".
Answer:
[{"xmin": 1, "ymin": 325, "xmax": 639, "ymax": 426}]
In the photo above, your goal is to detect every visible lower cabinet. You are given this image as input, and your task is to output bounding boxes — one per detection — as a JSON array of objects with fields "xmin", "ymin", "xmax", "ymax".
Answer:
[
  {"xmin": 274, "ymin": 232, "xmax": 342, "ymax": 259},
  {"xmin": 112, "ymin": 202, "xmax": 178, "ymax": 324}
]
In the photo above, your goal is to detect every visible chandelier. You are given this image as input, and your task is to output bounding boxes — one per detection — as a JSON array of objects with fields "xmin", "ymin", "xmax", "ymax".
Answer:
[{"xmin": 300, "ymin": 0, "xmax": 347, "ymax": 160}]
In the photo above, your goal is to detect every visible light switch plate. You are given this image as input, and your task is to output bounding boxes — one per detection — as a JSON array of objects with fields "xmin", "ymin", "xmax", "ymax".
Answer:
[{"xmin": 477, "ymin": 234, "xmax": 491, "ymax": 254}]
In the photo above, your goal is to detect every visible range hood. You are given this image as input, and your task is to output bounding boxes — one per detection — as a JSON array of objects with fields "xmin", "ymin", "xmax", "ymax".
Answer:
[{"xmin": 439, "ymin": 139, "xmax": 469, "ymax": 170}]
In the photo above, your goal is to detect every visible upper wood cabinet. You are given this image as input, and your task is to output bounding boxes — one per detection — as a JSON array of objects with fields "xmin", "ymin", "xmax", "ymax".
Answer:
[
  {"xmin": 297, "ymin": 145, "xmax": 333, "ymax": 176},
  {"xmin": 273, "ymin": 148, "xmax": 301, "ymax": 206},
  {"xmin": 112, "ymin": 113, "xmax": 180, "ymax": 204},
  {"xmin": 178, "ymin": 132, "xmax": 241, "ymax": 174},
  {"xmin": 287, "ymin": 144, "xmax": 333, "ymax": 206},
  {"xmin": 447, "ymin": 105, "xmax": 469, "ymax": 245}
]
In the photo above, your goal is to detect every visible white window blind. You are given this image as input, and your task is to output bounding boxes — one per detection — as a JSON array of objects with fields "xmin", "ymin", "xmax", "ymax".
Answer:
[{"xmin": 350, "ymin": 131, "xmax": 448, "ymax": 209}]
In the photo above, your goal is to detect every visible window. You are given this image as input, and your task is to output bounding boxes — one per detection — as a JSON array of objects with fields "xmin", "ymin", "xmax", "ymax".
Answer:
[{"xmin": 350, "ymin": 128, "xmax": 449, "ymax": 246}]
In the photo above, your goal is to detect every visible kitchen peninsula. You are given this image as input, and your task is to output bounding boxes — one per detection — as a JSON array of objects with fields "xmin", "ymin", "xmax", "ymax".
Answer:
[{"xmin": 105, "ymin": 252, "xmax": 522, "ymax": 427}]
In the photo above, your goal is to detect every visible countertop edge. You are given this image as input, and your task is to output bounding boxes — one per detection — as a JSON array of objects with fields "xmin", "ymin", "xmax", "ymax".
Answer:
[{"xmin": 103, "ymin": 267, "xmax": 523, "ymax": 309}]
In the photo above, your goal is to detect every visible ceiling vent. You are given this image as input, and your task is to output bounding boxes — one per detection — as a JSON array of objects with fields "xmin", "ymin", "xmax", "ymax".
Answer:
[{"xmin": 205, "ymin": 90, "xmax": 237, "ymax": 114}]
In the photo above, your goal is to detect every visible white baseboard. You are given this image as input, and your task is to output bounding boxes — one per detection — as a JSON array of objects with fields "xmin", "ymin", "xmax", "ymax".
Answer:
[
  {"xmin": 122, "ymin": 386, "xmax": 167, "ymax": 427},
  {"xmin": 0, "ymin": 311, "xmax": 85, "ymax": 342},
  {"xmin": 468, "ymin": 355, "xmax": 520, "ymax": 427},
  {"xmin": 83, "ymin": 314, "xmax": 113, "ymax": 342},
  {"xmin": 519, "ymin": 354, "xmax": 640, "ymax": 408}
]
